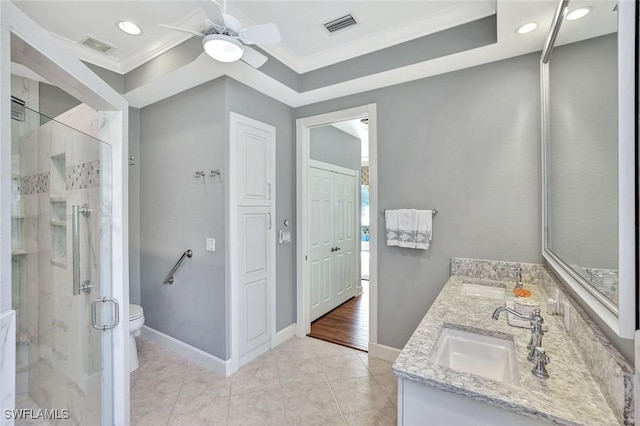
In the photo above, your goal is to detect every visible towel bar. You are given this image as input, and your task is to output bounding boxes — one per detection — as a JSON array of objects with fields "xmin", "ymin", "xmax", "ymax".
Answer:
[{"xmin": 381, "ymin": 209, "xmax": 438, "ymax": 216}]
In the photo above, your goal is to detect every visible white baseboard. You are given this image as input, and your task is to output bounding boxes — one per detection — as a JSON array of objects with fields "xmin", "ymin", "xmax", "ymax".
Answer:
[
  {"xmin": 141, "ymin": 326, "xmax": 233, "ymax": 377},
  {"xmin": 272, "ymin": 323, "xmax": 296, "ymax": 348},
  {"xmin": 368, "ymin": 342, "xmax": 401, "ymax": 362}
]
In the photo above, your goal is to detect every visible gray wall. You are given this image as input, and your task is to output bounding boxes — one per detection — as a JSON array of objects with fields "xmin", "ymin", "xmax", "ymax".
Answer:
[
  {"xmin": 310, "ymin": 125, "xmax": 361, "ymax": 170},
  {"xmin": 225, "ymin": 77, "xmax": 297, "ymax": 334},
  {"xmin": 549, "ymin": 34, "xmax": 618, "ymax": 269},
  {"xmin": 139, "ymin": 76, "xmax": 295, "ymax": 359},
  {"xmin": 140, "ymin": 78, "xmax": 227, "ymax": 359},
  {"xmin": 296, "ymin": 53, "xmax": 542, "ymax": 350},
  {"xmin": 129, "ymin": 107, "xmax": 141, "ymax": 305},
  {"xmin": 38, "ymin": 82, "xmax": 81, "ymax": 120}
]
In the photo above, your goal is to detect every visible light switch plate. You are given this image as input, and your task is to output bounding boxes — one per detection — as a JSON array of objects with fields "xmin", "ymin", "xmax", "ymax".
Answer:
[
  {"xmin": 206, "ymin": 238, "xmax": 215, "ymax": 252},
  {"xmin": 279, "ymin": 230, "xmax": 292, "ymax": 244}
]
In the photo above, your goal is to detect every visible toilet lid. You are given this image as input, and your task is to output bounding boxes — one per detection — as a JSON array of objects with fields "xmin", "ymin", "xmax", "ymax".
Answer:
[{"xmin": 129, "ymin": 304, "xmax": 143, "ymax": 320}]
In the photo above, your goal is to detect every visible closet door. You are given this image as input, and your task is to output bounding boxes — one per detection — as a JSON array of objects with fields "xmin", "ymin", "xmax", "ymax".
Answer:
[
  {"xmin": 333, "ymin": 172, "xmax": 358, "ymax": 305},
  {"xmin": 235, "ymin": 121, "xmax": 273, "ymax": 206},
  {"xmin": 309, "ymin": 167, "xmax": 335, "ymax": 321},
  {"xmin": 237, "ymin": 207, "xmax": 271, "ymax": 357}
]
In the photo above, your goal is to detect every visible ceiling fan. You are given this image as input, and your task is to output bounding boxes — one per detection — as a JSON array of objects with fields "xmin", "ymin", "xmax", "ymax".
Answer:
[{"xmin": 159, "ymin": 0, "xmax": 281, "ymax": 68}]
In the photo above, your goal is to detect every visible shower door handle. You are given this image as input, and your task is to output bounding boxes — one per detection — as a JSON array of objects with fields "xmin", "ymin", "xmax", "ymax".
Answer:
[
  {"xmin": 91, "ymin": 297, "xmax": 119, "ymax": 331},
  {"xmin": 72, "ymin": 204, "xmax": 92, "ymax": 295}
]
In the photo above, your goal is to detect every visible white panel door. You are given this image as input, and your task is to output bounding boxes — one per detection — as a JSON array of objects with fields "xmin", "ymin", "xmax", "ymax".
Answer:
[
  {"xmin": 238, "ymin": 207, "xmax": 271, "ymax": 356},
  {"xmin": 333, "ymin": 172, "xmax": 358, "ymax": 306},
  {"xmin": 236, "ymin": 122, "xmax": 272, "ymax": 206},
  {"xmin": 309, "ymin": 167, "xmax": 335, "ymax": 321}
]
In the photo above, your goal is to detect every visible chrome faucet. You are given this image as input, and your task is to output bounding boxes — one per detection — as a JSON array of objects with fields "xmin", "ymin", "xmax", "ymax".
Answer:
[
  {"xmin": 492, "ymin": 307, "xmax": 546, "ymax": 364},
  {"xmin": 493, "ymin": 262, "xmax": 524, "ymax": 289}
]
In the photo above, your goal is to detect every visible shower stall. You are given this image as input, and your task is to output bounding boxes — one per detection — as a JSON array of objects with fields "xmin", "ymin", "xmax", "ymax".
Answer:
[{"xmin": 10, "ymin": 93, "xmax": 114, "ymax": 424}]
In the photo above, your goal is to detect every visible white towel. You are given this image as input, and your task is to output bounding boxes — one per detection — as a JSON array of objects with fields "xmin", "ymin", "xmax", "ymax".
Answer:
[
  {"xmin": 398, "ymin": 209, "xmax": 418, "ymax": 248},
  {"xmin": 385, "ymin": 210, "xmax": 399, "ymax": 246},
  {"xmin": 416, "ymin": 210, "xmax": 433, "ymax": 250}
]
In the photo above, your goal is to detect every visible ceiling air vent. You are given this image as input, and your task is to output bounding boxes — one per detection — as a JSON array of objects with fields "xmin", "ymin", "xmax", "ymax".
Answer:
[
  {"xmin": 79, "ymin": 36, "xmax": 113, "ymax": 54},
  {"xmin": 323, "ymin": 14, "xmax": 358, "ymax": 33}
]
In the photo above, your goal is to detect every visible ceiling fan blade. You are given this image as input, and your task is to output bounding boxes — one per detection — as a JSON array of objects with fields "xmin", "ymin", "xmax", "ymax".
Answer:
[
  {"xmin": 240, "ymin": 23, "xmax": 281, "ymax": 45},
  {"xmin": 158, "ymin": 24, "xmax": 204, "ymax": 37},
  {"xmin": 201, "ymin": 0, "xmax": 226, "ymax": 28},
  {"xmin": 240, "ymin": 46, "xmax": 268, "ymax": 68}
]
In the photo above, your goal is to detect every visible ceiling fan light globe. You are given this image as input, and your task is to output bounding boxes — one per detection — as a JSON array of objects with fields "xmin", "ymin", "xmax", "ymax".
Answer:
[{"xmin": 203, "ymin": 34, "xmax": 244, "ymax": 63}]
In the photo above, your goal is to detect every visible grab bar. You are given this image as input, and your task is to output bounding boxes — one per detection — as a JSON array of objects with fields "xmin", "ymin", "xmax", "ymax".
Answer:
[{"xmin": 164, "ymin": 249, "xmax": 193, "ymax": 284}]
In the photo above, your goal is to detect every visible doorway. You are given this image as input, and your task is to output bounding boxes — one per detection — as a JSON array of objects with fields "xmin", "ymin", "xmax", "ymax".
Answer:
[{"xmin": 296, "ymin": 104, "xmax": 378, "ymax": 354}]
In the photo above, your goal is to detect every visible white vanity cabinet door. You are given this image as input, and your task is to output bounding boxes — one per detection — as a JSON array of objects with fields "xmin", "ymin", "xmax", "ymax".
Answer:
[{"xmin": 399, "ymin": 378, "xmax": 550, "ymax": 425}]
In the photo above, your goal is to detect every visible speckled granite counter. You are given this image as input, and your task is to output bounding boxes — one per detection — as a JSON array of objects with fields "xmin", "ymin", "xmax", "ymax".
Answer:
[{"xmin": 392, "ymin": 275, "xmax": 619, "ymax": 425}]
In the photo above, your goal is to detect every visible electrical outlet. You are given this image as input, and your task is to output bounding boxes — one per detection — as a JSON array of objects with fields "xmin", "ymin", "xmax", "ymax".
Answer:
[{"xmin": 206, "ymin": 238, "xmax": 215, "ymax": 252}]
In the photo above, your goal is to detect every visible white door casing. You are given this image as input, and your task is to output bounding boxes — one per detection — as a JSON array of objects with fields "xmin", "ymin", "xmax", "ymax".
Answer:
[
  {"xmin": 296, "ymin": 104, "xmax": 378, "ymax": 351},
  {"xmin": 309, "ymin": 161, "xmax": 359, "ymax": 321},
  {"xmin": 228, "ymin": 112, "xmax": 276, "ymax": 372}
]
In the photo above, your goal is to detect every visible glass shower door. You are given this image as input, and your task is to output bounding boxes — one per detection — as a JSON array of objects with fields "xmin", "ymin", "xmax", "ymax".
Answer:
[{"xmin": 11, "ymin": 101, "xmax": 115, "ymax": 425}]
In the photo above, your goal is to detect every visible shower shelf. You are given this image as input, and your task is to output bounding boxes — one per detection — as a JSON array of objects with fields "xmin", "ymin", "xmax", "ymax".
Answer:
[
  {"xmin": 11, "ymin": 249, "xmax": 27, "ymax": 256},
  {"xmin": 50, "ymin": 259, "xmax": 67, "ymax": 269},
  {"xmin": 50, "ymin": 219, "xmax": 66, "ymax": 227}
]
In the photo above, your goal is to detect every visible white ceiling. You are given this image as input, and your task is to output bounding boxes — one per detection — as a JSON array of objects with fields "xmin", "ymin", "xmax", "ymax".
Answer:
[
  {"xmin": 13, "ymin": 0, "xmax": 494, "ymax": 74},
  {"xmin": 11, "ymin": 0, "xmax": 618, "ymax": 109}
]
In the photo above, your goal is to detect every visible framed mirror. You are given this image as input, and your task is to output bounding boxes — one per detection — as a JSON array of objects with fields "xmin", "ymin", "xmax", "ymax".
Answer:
[{"xmin": 541, "ymin": 0, "xmax": 636, "ymax": 338}]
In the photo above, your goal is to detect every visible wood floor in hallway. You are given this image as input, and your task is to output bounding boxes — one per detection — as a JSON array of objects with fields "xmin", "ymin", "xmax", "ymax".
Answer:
[{"xmin": 309, "ymin": 281, "xmax": 369, "ymax": 351}]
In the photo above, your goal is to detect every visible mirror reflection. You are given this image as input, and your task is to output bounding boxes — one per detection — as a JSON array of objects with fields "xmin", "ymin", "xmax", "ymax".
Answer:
[{"xmin": 547, "ymin": 2, "xmax": 619, "ymax": 307}]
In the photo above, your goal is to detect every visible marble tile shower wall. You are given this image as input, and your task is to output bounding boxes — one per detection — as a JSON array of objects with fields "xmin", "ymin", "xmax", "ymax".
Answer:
[
  {"xmin": 13, "ymin": 104, "xmax": 103, "ymax": 424},
  {"xmin": 450, "ymin": 257, "xmax": 635, "ymax": 425}
]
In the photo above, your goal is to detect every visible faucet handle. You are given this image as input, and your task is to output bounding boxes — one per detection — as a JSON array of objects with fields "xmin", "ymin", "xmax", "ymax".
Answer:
[{"xmin": 531, "ymin": 347, "xmax": 550, "ymax": 379}]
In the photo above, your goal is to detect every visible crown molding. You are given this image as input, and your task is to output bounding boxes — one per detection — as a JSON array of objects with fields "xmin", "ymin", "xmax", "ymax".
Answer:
[
  {"xmin": 118, "ymin": 8, "xmax": 204, "ymax": 73},
  {"xmin": 231, "ymin": 0, "xmax": 495, "ymax": 74}
]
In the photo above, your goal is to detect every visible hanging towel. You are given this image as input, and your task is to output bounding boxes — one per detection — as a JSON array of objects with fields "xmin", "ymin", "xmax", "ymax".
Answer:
[
  {"xmin": 416, "ymin": 210, "xmax": 433, "ymax": 250},
  {"xmin": 398, "ymin": 209, "xmax": 418, "ymax": 248},
  {"xmin": 385, "ymin": 210, "xmax": 399, "ymax": 246}
]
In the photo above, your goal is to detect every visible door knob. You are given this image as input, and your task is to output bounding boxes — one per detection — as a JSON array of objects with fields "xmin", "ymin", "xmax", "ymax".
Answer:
[{"xmin": 335, "ymin": 247, "xmax": 341, "ymax": 251}]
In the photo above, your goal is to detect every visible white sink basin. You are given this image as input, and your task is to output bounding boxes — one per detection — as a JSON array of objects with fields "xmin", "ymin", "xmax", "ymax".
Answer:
[
  {"xmin": 460, "ymin": 282, "xmax": 506, "ymax": 300},
  {"xmin": 430, "ymin": 326, "xmax": 519, "ymax": 385}
]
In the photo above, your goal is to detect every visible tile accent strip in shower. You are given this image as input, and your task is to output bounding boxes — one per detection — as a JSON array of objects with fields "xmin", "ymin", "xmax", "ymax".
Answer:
[
  {"xmin": 66, "ymin": 160, "xmax": 100, "ymax": 190},
  {"xmin": 19, "ymin": 172, "xmax": 50, "ymax": 195}
]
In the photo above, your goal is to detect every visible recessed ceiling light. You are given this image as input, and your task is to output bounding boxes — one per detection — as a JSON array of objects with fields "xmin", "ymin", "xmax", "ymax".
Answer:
[
  {"xmin": 516, "ymin": 22, "xmax": 538, "ymax": 34},
  {"xmin": 566, "ymin": 8, "xmax": 591, "ymax": 20},
  {"xmin": 118, "ymin": 21, "xmax": 142, "ymax": 36}
]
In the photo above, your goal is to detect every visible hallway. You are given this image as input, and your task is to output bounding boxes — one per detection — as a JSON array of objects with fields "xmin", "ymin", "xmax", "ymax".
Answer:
[{"xmin": 308, "ymin": 282, "xmax": 369, "ymax": 351}]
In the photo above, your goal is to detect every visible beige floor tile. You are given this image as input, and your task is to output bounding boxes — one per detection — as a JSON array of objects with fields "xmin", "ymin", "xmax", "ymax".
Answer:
[
  {"xmin": 130, "ymin": 380, "xmax": 182, "ymax": 410},
  {"xmin": 176, "ymin": 365, "xmax": 232, "ymax": 403},
  {"xmin": 343, "ymin": 402, "xmax": 397, "ymax": 426},
  {"xmin": 372, "ymin": 374, "xmax": 398, "ymax": 405},
  {"xmin": 287, "ymin": 416, "xmax": 347, "ymax": 426},
  {"xmin": 329, "ymin": 376, "xmax": 390, "ymax": 415},
  {"xmin": 227, "ymin": 391, "xmax": 286, "ymax": 426},
  {"xmin": 312, "ymin": 339, "xmax": 358, "ymax": 358},
  {"xmin": 356, "ymin": 353, "xmax": 393, "ymax": 376},
  {"xmin": 230, "ymin": 362, "xmax": 280, "ymax": 395},
  {"xmin": 168, "ymin": 395, "xmax": 229, "ymax": 426},
  {"xmin": 281, "ymin": 381, "xmax": 342, "ymax": 424},
  {"xmin": 320, "ymin": 354, "xmax": 370, "ymax": 382},
  {"xmin": 278, "ymin": 358, "xmax": 326, "ymax": 387},
  {"xmin": 130, "ymin": 404, "xmax": 172, "ymax": 426},
  {"xmin": 132, "ymin": 367, "xmax": 187, "ymax": 390}
]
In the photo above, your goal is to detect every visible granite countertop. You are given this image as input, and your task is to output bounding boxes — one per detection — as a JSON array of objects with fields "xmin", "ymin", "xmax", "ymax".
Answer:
[{"xmin": 392, "ymin": 276, "xmax": 619, "ymax": 426}]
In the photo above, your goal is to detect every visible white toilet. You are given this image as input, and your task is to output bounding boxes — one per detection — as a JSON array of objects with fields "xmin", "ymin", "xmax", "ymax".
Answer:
[{"xmin": 129, "ymin": 304, "xmax": 145, "ymax": 372}]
